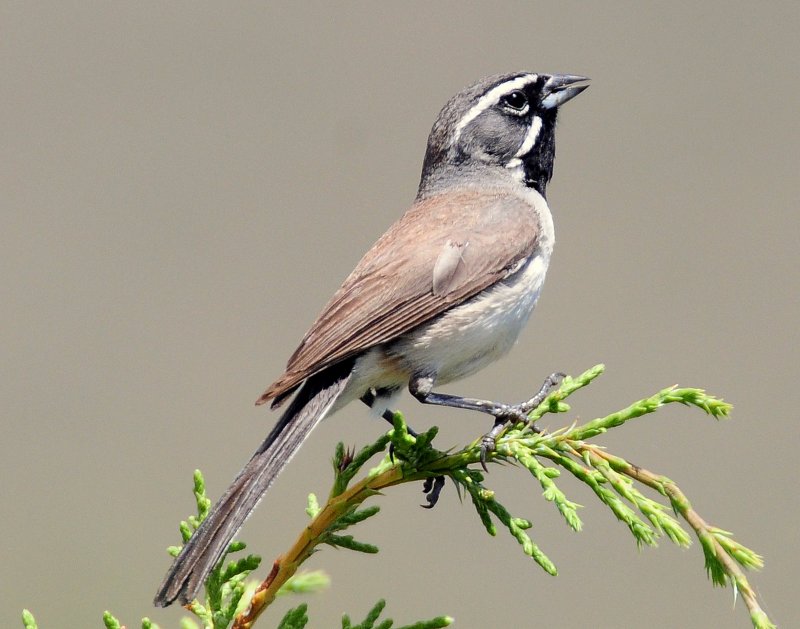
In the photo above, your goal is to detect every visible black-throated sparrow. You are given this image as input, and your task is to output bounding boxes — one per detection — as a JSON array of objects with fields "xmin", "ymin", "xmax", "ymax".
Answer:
[{"xmin": 155, "ymin": 71, "xmax": 588, "ymax": 606}]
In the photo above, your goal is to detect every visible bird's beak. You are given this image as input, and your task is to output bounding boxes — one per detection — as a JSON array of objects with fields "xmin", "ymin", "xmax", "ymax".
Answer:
[{"xmin": 541, "ymin": 74, "xmax": 590, "ymax": 109}]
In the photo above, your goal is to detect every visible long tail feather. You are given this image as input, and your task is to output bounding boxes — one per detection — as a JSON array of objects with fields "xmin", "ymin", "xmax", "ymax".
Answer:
[{"xmin": 153, "ymin": 362, "xmax": 352, "ymax": 607}]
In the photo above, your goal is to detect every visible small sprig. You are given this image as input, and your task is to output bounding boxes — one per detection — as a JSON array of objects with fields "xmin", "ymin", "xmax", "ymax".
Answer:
[
  {"xmin": 564, "ymin": 384, "xmax": 731, "ymax": 441},
  {"xmin": 273, "ymin": 600, "xmax": 453, "ymax": 629},
  {"xmin": 509, "ymin": 443, "xmax": 582, "ymax": 532},
  {"xmin": 276, "ymin": 570, "xmax": 330, "ymax": 596},
  {"xmin": 340, "ymin": 600, "xmax": 453, "ymax": 629},
  {"xmin": 163, "ymin": 472, "xmax": 262, "ymax": 629},
  {"xmin": 21, "ymin": 611, "xmax": 37, "ymax": 629},
  {"xmin": 276, "ymin": 604, "xmax": 308, "ymax": 629},
  {"xmin": 168, "ymin": 470, "xmax": 213, "ymax": 556}
]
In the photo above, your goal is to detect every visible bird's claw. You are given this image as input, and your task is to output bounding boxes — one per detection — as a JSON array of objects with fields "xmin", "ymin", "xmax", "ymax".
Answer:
[
  {"xmin": 475, "ymin": 371, "xmax": 564, "ymax": 471},
  {"xmin": 479, "ymin": 434, "xmax": 497, "ymax": 472},
  {"xmin": 421, "ymin": 475, "xmax": 446, "ymax": 508}
]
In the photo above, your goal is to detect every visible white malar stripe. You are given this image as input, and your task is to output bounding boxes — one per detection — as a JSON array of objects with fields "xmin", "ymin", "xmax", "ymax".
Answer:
[
  {"xmin": 505, "ymin": 115, "xmax": 543, "ymax": 176},
  {"xmin": 451, "ymin": 74, "xmax": 538, "ymax": 147},
  {"xmin": 514, "ymin": 115, "xmax": 542, "ymax": 158}
]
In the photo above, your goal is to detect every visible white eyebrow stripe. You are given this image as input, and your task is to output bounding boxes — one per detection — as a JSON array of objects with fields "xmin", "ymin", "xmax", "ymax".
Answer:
[
  {"xmin": 451, "ymin": 74, "xmax": 538, "ymax": 147},
  {"xmin": 514, "ymin": 115, "xmax": 543, "ymax": 158}
]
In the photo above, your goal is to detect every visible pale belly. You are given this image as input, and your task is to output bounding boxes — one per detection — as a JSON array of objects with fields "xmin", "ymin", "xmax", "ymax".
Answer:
[
  {"xmin": 389, "ymin": 252, "xmax": 549, "ymax": 384},
  {"xmin": 333, "ymin": 251, "xmax": 550, "ymax": 415}
]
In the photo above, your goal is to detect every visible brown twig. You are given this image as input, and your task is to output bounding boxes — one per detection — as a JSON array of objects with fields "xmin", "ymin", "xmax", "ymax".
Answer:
[
  {"xmin": 580, "ymin": 444, "xmax": 772, "ymax": 628},
  {"xmin": 231, "ymin": 466, "xmax": 406, "ymax": 628}
]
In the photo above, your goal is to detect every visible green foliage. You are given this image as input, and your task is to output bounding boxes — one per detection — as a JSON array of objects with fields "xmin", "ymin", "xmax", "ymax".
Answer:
[
  {"xmin": 332, "ymin": 434, "xmax": 393, "ymax": 497},
  {"xmin": 299, "ymin": 364, "xmax": 770, "ymax": 628},
  {"xmin": 102, "ymin": 611, "xmax": 122, "ymax": 629},
  {"xmin": 276, "ymin": 604, "xmax": 308, "ymax": 629},
  {"xmin": 19, "ymin": 365, "xmax": 772, "ymax": 629},
  {"xmin": 277, "ymin": 600, "xmax": 453, "ymax": 629},
  {"xmin": 21, "ymin": 610, "xmax": 37, "ymax": 629},
  {"xmin": 341, "ymin": 600, "xmax": 453, "ymax": 629},
  {"xmin": 173, "ymin": 475, "xmax": 263, "ymax": 629},
  {"xmin": 276, "ymin": 570, "xmax": 330, "ymax": 596},
  {"xmin": 318, "ymin": 503, "xmax": 381, "ymax": 554},
  {"xmin": 168, "ymin": 470, "xmax": 213, "ymax": 556}
]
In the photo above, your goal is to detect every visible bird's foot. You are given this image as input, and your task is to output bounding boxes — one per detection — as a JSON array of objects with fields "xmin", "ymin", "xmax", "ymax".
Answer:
[
  {"xmin": 478, "ymin": 371, "xmax": 565, "ymax": 471},
  {"xmin": 421, "ymin": 475, "xmax": 446, "ymax": 508}
]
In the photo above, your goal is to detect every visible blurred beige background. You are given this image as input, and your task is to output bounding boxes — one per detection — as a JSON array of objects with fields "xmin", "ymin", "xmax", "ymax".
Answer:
[{"xmin": 2, "ymin": 2, "xmax": 797, "ymax": 627}]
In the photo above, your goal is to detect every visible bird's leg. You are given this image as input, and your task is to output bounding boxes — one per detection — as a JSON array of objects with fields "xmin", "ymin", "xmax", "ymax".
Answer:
[
  {"xmin": 360, "ymin": 388, "xmax": 418, "ymax": 435},
  {"xmin": 361, "ymin": 388, "xmax": 417, "ymax": 462},
  {"xmin": 360, "ymin": 389, "xmax": 446, "ymax": 507},
  {"xmin": 409, "ymin": 372, "xmax": 565, "ymax": 470}
]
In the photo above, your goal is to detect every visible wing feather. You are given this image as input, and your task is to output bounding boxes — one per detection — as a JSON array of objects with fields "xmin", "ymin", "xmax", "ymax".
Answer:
[{"xmin": 258, "ymin": 189, "xmax": 543, "ymax": 406}]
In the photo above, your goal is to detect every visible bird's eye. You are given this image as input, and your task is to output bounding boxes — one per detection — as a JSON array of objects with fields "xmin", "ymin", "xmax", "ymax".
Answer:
[{"xmin": 502, "ymin": 90, "xmax": 529, "ymax": 112}]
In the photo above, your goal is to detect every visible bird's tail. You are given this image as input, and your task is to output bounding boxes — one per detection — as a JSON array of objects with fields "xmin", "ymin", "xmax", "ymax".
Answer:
[{"xmin": 153, "ymin": 362, "xmax": 353, "ymax": 607}]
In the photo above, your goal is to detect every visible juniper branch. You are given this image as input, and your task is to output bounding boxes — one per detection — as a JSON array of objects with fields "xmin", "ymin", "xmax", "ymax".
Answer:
[
  {"xmin": 21, "ymin": 365, "xmax": 771, "ymax": 629},
  {"xmin": 226, "ymin": 364, "xmax": 772, "ymax": 629}
]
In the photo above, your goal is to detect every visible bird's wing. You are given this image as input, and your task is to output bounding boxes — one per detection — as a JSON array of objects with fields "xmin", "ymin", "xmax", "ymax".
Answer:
[{"xmin": 258, "ymin": 189, "xmax": 543, "ymax": 406}]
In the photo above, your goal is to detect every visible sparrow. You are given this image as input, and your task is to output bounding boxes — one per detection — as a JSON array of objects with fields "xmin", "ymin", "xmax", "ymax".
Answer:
[{"xmin": 155, "ymin": 71, "xmax": 588, "ymax": 606}]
